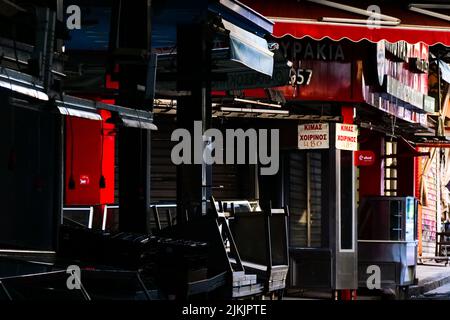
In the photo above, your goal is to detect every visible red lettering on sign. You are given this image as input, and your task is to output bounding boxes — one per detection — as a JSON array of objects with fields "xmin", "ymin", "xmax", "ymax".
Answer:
[
  {"xmin": 339, "ymin": 125, "xmax": 355, "ymax": 132},
  {"xmin": 304, "ymin": 124, "xmax": 323, "ymax": 130},
  {"xmin": 337, "ymin": 135, "xmax": 357, "ymax": 142}
]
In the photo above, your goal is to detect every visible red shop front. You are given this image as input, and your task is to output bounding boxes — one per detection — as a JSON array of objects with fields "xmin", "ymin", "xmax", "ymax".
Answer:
[{"xmin": 236, "ymin": 0, "xmax": 449, "ymax": 299}]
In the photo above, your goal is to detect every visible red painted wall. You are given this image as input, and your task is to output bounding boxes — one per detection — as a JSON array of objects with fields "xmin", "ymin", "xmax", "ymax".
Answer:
[
  {"xmin": 358, "ymin": 130, "xmax": 384, "ymax": 197},
  {"xmin": 65, "ymin": 111, "xmax": 115, "ymax": 206}
]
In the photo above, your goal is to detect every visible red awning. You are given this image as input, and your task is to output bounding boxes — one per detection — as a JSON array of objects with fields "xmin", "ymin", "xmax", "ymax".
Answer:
[
  {"xmin": 242, "ymin": 0, "xmax": 450, "ymax": 46},
  {"xmin": 273, "ymin": 19, "xmax": 450, "ymax": 46}
]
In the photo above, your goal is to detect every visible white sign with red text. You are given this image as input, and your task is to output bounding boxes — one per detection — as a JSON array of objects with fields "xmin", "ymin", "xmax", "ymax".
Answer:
[
  {"xmin": 335, "ymin": 123, "xmax": 358, "ymax": 151},
  {"xmin": 298, "ymin": 123, "xmax": 329, "ymax": 149}
]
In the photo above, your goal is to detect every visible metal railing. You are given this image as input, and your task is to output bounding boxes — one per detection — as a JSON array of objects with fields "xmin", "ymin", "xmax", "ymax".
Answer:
[{"xmin": 63, "ymin": 206, "xmax": 94, "ymax": 229}]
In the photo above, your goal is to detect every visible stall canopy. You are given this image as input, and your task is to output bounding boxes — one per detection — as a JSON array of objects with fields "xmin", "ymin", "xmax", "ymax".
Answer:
[
  {"xmin": 57, "ymin": 95, "xmax": 158, "ymax": 130},
  {"xmin": 56, "ymin": 95, "xmax": 103, "ymax": 121},
  {"xmin": 0, "ymin": 66, "xmax": 157, "ymax": 129},
  {"xmin": 0, "ymin": 68, "xmax": 49, "ymax": 102},
  {"xmin": 152, "ymin": 0, "xmax": 276, "ymax": 77},
  {"xmin": 222, "ymin": 19, "xmax": 274, "ymax": 76},
  {"xmin": 243, "ymin": 0, "xmax": 450, "ymax": 46}
]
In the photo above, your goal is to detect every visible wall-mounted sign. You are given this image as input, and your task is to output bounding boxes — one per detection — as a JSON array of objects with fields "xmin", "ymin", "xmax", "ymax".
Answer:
[
  {"xmin": 298, "ymin": 123, "xmax": 329, "ymax": 149},
  {"xmin": 279, "ymin": 40, "xmax": 346, "ymax": 62},
  {"xmin": 79, "ymin": 175, "xmax": 90, "ymax": 186},
  {"xmin": 289, "ymin": 66, "xmax": 313, "ymax": 87},
  {"xmin": 385, "ymin": 75, "xmax": 424, "ymax": 110},
  {"xmin": 385, "ymin": 40, "xmax": 409, "ymax": 63},
  {"xmin": 354, "ymin": 150, "xmax": 375, "ymax": 166},
  {"xmin": 335, "ymin": 123, "xmax": 358, "ymax": 151},
  {"xmin": 409, "ymin": 57, "xmax": 429, "ymax": 74},
  {"xmin": 376, "ymin": 41, "xmax": 386, "ymax": 87},
  {"xmin": 212, "ymin": 61, "xmax": 291, "ymax": 91},
  {"xmin": 423, "ymin": 95, "xmax": 436, "ymax": 113}
]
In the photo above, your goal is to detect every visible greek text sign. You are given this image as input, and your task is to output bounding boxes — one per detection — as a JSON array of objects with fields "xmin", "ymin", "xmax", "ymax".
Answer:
[
  {"xmin": 298, "ymin": 123, "xmax": 329, "ymax": 149},
  {"xmin": 336, "ymin": 123, "xmax": 358, "ymax": 151}
]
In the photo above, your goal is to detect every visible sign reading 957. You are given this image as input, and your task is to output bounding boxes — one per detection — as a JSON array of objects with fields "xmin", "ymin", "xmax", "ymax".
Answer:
[{"xmin": 289, "ymin": 68, "xmax": 313, "ymax": 86}]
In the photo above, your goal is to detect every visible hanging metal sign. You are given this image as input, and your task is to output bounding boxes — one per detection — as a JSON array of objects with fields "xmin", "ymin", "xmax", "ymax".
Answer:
[
  {"xmin": 335, "ymin": 123, "xmax": 358, "ymax": 151},
  {"xmin": 298, "ymin": 123, "xmax": 329, "ymax": 149}
]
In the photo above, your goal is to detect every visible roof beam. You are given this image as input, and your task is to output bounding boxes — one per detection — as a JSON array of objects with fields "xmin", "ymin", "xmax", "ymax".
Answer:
[
  {"xmin": 409, "ymin": 4, "xmax": 450, "ymax": 23},
  {"xmin": 307, "ymin": 0, "xmax": 400, "ymax": 26}
]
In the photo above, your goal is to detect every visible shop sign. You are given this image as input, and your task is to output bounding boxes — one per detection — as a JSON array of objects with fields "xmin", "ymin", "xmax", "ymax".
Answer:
[
  {"xmin": 213, "ymin": 64, "xmax": 290, "ymax": 91},
  {"xmin": 298, "ymin": 123, "xmax": 329, "ymax": 149},
  {"xmin": 386, "ymin": 75, "xmax": 424, "ymax": 110},
  {"xmin": 79, "ymin": 175, "xmax": 90, "ymax": 185},
  {"xmin": 335, "ymin": 123, "xmax": 358, "ymax": 151},
  {"xmin": 376, "ymin": 41, "xmax": 386, "ymax": 86},
  {"xmin": 410, "ymin": 57, "xmax": 429, "ymax": 73},
  {"xmin": 385, "ymin": 40, "xmax": 409, "ymax": 62},
  {"xmin": 423, "ymin": 95, "xmax": 436, "ymax": 113},
  {"xmin": 279, "ymin": 40, "xmax": 346, "ymax": 62},
  {"xmin": 289, "ymin": 66, "xmax": 313, "ymax": 87},
  {"xmin": 354, "ymin": 151, "xmax": 375, "ymax": 166}
]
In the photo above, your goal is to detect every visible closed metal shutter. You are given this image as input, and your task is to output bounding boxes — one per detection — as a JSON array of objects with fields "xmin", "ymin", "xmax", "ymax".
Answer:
[
  {"xmin": 150, "ymin": 121, "xmax": 177, "ymax": 202},
  {"xmin": 289, "ymin": 152, "xmax": 308, "ymax": 247},
  {"xmin": 212, "ymin": 164, "xmax": 240, "ymax": 200},
  {"xmin": 289, "ymin": 151, "xmax": 322, "ymax": 248},
  {"xmin": 150, "ymin": 121, "xmax": 255, "ymax": 203},
  {"xmin": 309, "ymin": 152, "xmax": 322, "ymax": 248}
]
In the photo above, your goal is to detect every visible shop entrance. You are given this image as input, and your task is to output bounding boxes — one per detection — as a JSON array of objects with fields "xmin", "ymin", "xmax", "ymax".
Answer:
[{"xmin": 280, "ymin": 126, "xmax": 357, "ymax": 294}]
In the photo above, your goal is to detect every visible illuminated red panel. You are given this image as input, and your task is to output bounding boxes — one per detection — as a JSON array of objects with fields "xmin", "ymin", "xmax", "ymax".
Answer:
[{"xmin": 65, "ymin": 110, "xmax": 115, "ymax": 206}]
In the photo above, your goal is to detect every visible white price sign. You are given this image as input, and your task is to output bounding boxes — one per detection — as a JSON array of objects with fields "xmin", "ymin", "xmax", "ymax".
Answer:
[
  {"xmin": 335, "ymin": 123, "xmax": 358, "ymax": 151},
  {"xmin": 298, "ymin": 123, "xmax": 329, "ymax": 149}
]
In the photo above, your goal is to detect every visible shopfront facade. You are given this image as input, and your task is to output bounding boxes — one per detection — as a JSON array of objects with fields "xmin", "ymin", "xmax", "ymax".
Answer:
[{"xmin": 235, "ymin": 0, "xmax": 450, "ymax": 296}]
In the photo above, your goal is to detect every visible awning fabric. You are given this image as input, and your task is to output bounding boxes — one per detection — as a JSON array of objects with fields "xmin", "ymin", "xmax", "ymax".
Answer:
[
  {"xmin": 117, "ymin": 111, "xmax": 158, "ymax": 131},
  {"xmin": 96, "ymin": 101, "xmax": 158, "ymax": 130},
  {"xmin": 222, "ymin": 19, "xmax": 274, "ymax": 76},
  {"xmin": 0, "ymin": 67, "xmax": 157, "ymax": 128},
  {"xmin": 56, "ymin": 96, "xmax": 103, "ymax": 121},
  {"xmin": 272, "ymin": 20, "xmax": 450, "ymax": 46},
  {"xmin": 56, "ymin": 96, "xmax": 158, "ymax": 130},
  {"xmin": 241, "ymin": 0, "xmax": 450, "ymax": 46},
  {"xmin": 0, "ymin": 68, "xmax": 48, "ymax": 101}
]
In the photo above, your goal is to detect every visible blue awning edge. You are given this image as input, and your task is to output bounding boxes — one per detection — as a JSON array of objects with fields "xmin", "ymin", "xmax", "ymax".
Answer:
[
  {"xmin": 223, "ymin": 19, "xmax": 274, "ymax": 77},
  {"xmin": 210, "ymin": 0, "xmax": 274, "ymax": 37}
]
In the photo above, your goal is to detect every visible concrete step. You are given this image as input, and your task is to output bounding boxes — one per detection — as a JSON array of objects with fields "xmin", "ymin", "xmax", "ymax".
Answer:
[{"xmin": 409, "ymin": 264, "xmax": 450, "ymax": 298}]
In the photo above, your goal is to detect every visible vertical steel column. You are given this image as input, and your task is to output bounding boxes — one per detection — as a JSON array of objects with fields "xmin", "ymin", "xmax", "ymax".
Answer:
[
  {"xmin": 306, "ymin": 152, "xmax": 312, "ymax": 247},
  {"xmin": 328, "ymin": 124, "xmax": 357, "ymax": 291},
  {"xmin": 176, "ymin": 21, "xmax": 212, "ymax": 221},
  {"xmin": 116, "ymin": 0, "xmax": 153, "ymax": 233},
  {"xmin": 55, "ymin": 114, "xmax": 64, "ymax": 250}
]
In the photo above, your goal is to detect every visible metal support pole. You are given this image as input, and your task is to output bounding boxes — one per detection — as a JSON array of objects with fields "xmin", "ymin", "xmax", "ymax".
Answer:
[
  {"xmin": 176, "ymin": 21, "xmax": 212, "ymax": 221},
  {"xmin": 116, "ymin": 0, "xmax": 153, "ymax": 233}
]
